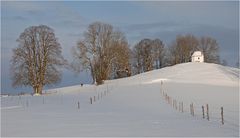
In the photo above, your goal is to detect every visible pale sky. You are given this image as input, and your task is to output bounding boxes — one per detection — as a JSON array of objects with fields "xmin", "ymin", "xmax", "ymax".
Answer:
[{"xmin": 1, "ymin": 1, "xmax": 239, "ymax": 94}]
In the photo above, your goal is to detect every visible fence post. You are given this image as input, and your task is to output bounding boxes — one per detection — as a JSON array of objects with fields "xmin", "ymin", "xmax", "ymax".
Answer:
[
  {"xmin": 206, "ymin": 104, "xmax": 209, "ymax": 121},
  {"xmin": 181, "ymin": 102, "xmax": 184, "ymax": 112},
  {"xmin": 190, "ymin": 104, "xmax": 192, "ymax": 115},
  {"xmin": 94, "ymin": 96, "xmax": 96, "ymax": 102},
  {"xmin": 90, "ymin": 97, "xmax": 92, "ymax": 104},
  {"xmin": 202, "ymin": 106, "xmax": 205, "ymax": 119},
  {"xmin": 192, "ymin": 103, "xmax": 194, "ymax": 116},
  {"xmin": 107, "ymin": 84, "xmax": 109, "ymax": 93},
  {"xmin": 173, "ymin": 100, "xmax": 175, "ymax": 109},
  {"xmin": 161, "ymin": 81, "xmax": 163, "ymax": 94},
  {"xmin": 98, "ymin": 93, "xmax": 100, "ymax": 100},
  {"xmin": 167, "ymin": 95, "xmax": 169, "ymax": 104},
  {"xmin": 78, "ymin": 101, "xmax": 80, "ymax": 109},
  {"xmin": 173, "ymin": 99, "xmax": 175, "ymax": 109},
  {"xmin": 190, "ymin": 103, "xmax": 194, "ymax": 116},
  {"xmin": 179, "ymin": 102, "xmax": 181, "ymax": 112},
  {"xmin": 175, "ymin": 100, "xmax": 178, "ymax": 110},
  {"xmin": 169, "ymin": 97, "xmax": 171, "ymax": 105},
  {"xmin": 221, "ymin": 107, "xmax": 224, "ymax": 125}
]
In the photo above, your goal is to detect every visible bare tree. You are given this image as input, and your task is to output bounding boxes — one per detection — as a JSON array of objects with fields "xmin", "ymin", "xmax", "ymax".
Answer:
[
  {"xmin": 141, "ymin": 39, "xmax": 154, "ymax": 72},
  {"xmin": 72, "ymin": 22, "xmax": 130, "ymax": 84},
  {"xmin": 132, "ymin": 43, "xmax": 144, "ymax": 74},
  {"xmin": 168, "ymin": 41, "xmax": 179, "ymax": 65},
  {"xmin": 177, "ymin": 34, "xmax": 198, "ymax": 62},
  {"xmin": 169, "ymin": 34, "xmax": 199, "ymax": 64},
  {"xmin": 198, "ymin": 36, "xmax": 220, "ymax": 63},
  {"xmin": 132, "ymin": 38, "xmax": 166, "ymax": 74},
  {"xmin": 132, "ymin": 39, "xmax": 153, "ymax": 73},
  {"xmin": 110, "ymin": 32, "xmax": 131, "ymax": 78},
  {"xmin": 11, "ymin": 25, "xmax": 66, "ymax": 95},
  {"xmin": 152, "ymin": 39, "xmax": 165, "ymax": 69}
]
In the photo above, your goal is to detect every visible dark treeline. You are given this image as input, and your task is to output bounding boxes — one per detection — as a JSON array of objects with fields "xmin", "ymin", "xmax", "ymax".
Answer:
[{"xmin": 11, "ymin": 22, "xmax": 224, "ymax": 94}]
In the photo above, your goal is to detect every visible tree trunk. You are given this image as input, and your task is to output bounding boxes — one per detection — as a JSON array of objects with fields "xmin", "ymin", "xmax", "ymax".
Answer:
[
  {"xmin": 33, "ymin": 84, "xmax": 43, "ymax": 95},
  {"xmin": 33, "ymin": 86, "xmax": 37, "ymax": 94},
  {"xmin": 38, "ymin": 84, "xmax": 43, "ymax": 95},
  {"xmin": 90, "ymin": 62, "xmax": 96, "ymax": 84}
]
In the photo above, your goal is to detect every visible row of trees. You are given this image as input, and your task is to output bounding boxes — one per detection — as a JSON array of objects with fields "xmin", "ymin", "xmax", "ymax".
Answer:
[
  {"xmin": 169, "ymin": 35, "xmax": 219, "ymax": 65},
  {"xmin": 11, "ymin": 22, "xmax": 223, "ymax": 94},
  {"xmin": 70, "ymin": 22, "xmax": 222, "ymax": 84},
  {"xmin": 131, "ymin": 34, "xmax": 220, "ymax": 75}
]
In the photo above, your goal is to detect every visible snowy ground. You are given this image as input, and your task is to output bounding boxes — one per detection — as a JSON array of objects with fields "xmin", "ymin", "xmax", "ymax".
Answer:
[{"xmin": 1, "ymin": 63, "xmax": 239, "ymax": 137}]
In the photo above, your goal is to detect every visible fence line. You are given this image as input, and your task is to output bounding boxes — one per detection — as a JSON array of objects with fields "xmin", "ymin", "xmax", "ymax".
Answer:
[{"xmin": 160, "ymin": 81, "xmax": 228, "ymax": 126}]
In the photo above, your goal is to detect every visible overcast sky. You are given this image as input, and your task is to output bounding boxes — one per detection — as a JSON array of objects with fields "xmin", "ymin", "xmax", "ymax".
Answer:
[{"xmin": 1, "ymin": 1, "xmax": 239, "ymax": 94}]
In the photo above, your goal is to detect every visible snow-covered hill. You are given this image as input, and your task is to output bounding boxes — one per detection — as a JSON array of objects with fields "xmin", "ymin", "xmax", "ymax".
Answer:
[
  {"xmin": 1, "ymin": 63, "xmax": 239, "ymax": 137},
  {"xmin": 108, "ymin": 62, "xmax": 239, "ymax": 86}
]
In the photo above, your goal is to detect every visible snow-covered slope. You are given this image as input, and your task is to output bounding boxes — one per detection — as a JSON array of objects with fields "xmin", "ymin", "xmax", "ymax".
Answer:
[
  {"xmin": 1, "ymin": 63, "xmax": 239, "ymax": 137},
  {"xmin": 109, "ymin": 62, "xmax": 239, "ymax": 86}
]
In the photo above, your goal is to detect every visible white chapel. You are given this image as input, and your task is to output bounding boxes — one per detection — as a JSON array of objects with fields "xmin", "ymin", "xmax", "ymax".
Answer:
[{"xmin": 191, "ymin": 51, "xmax": 204, "ymax": 63}]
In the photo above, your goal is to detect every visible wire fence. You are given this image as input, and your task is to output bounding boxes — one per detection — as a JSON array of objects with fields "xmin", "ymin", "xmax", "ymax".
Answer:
[{"xmin": 160, "ymin": 81, "xmax": 239, "ymax": 129}]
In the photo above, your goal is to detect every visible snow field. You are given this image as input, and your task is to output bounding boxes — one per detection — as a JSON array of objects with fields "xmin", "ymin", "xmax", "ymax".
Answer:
[{"xmin": 1, "ymin": 63, "xmax": 239, "ymax": 136}]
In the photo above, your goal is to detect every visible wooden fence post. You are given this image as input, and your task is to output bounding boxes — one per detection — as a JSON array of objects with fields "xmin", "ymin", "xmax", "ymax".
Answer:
[
  {"xmin": 90, "ymin": 97, "xmax": 92, "ymax": 104},
  {"xmin": 78, "ymin": 101, "xmax": 80, "ymax": 109},
  {"xmin": 107, "ymin": 84, "xmax": 109, "ymax": 93},
  {"xmin": 221, "ymin": 107, "xmax": 224, "ymax": 125},
  {"xmin": 175, "ymin": 100, "xmax": 178, "ymax": 110},
  {"xmin": 181, "ymin": 102, "xmax": 184, "ymax": 112},
  {"xmin": 206, "ymin": 104, "xmax": 209, "ymax": 121},
  {"xmin": 179, "ymin": 102, "xmax": 181, "ymax": 112},
  {"xmin": 192, "ymin": 103, "xmax": 194, "ymax": 116},
  {"xmin": 202, "ymin": 105, "xmax": 205, "ymax": 119},
  {"xmin": 190, "ymin": 103, "xmax": 194, "ymax": 116},
  {"xmin": 161, "ymin": 81, "xmax": 163, "ymax": 94},
  {"xmin": 173, "ymin": 99, "xmax": 175, "ymax": 109},
  {"xmin": 169, "ymin": 97, "xmax": 171, "ymax": 105},
  {"xmin": 190, "ymin": 104, "xmax": 192, "ymax": 115},
  {"xmin": 174, "ymin": 100, "xmax": 175, "ymax": 109}
]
